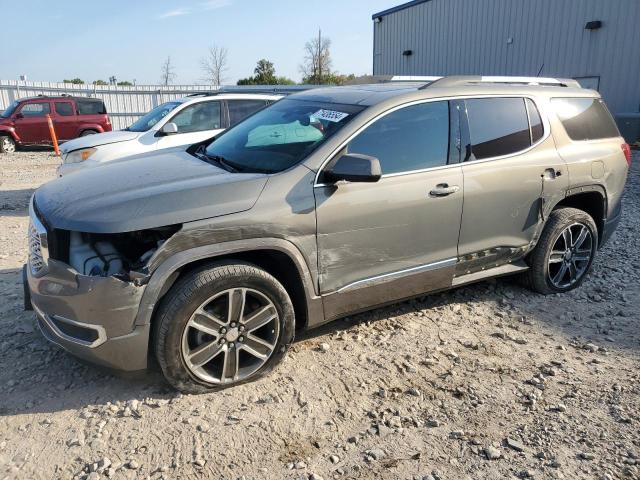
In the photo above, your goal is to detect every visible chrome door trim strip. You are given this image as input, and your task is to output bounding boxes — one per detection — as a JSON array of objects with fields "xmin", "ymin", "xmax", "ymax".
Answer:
[{"xmin": 334, "ymin": 257, "xmax": 457, "ymax": 294}]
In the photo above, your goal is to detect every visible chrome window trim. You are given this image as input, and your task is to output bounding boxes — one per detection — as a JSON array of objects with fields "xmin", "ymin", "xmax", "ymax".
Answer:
[
  {"xmin": 314, "ymin": 94, "xmax": 552, "ymax": 187},
  {"xmin": 333, "ymin": 258, "xmax": 457, "ymax": 294}
]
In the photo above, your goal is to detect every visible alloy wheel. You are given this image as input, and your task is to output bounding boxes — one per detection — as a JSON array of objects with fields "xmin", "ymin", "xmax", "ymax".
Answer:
[
  {"xmin": 547, "ymin": 222, "xmax": 593, "ymax": 289},
  {"xmin": 181, "ymin": 288, "xmax": 280, "ymax": 384},
  {"xmin": 1, "ymin": 137, "xmax": 15, "ymax": 153}
]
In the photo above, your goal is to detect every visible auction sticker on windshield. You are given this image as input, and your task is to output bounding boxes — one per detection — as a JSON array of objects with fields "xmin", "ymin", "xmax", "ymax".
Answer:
[{"xmin": 312, "ymin": 109, "xmax": 349, "ymax": 123}]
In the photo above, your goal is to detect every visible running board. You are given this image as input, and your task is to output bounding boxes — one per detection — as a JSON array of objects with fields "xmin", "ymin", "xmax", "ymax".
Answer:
[{"xmin": 451, "ymin": 261, "xmax": 529, "ymax": 287}]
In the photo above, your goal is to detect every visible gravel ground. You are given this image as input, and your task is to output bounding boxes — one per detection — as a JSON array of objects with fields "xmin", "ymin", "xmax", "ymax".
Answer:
[{"xmin": 0, "ymin": 150, "xmax": 639, "ymax": 480}]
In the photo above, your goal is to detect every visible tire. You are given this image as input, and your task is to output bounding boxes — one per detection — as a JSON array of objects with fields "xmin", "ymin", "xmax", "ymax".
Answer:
[
  {"xmin": 153, "ymin": 261, "xmax": 295, "ymax": 394},
  {"xmin": 0, "ymin": 136, "xmax": 16, "ymax": 153},
  {"xmin": 523, "ymin": 207, "xmax": 598, "ymax": 294},
  {"xmin": 80, "ymin": 130, "xmax": 98, "ymax": 136}
]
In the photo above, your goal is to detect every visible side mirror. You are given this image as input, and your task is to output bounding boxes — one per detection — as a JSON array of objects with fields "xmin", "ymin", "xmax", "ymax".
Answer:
[
  {"xmin": 324, "ymin": 153, "xmax": 382, "ymax": 183},
  {"xmin": 14, "ymin": 112, "xmax": 23, "ymax": 120},
  {"xmin": 160, "ymin": 122, "xmax": 178, "ymax": 135}
]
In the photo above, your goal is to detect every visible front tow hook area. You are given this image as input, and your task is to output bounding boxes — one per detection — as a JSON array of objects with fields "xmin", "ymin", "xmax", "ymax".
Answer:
[{"xmin": 23, "ymin": 264, "xmax": 33, "ymax": 311}]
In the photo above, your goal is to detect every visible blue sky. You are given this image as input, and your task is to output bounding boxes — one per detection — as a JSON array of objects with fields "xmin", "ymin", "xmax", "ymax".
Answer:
[{"xmin": 1, "ymin": 0, "xmax": 399, "ymax": 85}]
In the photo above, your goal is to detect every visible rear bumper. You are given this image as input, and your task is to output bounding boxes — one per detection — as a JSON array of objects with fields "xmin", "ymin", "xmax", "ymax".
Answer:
[{"xmin": 25, "ymin": 260, "xmax": 150, "ymax": 371}]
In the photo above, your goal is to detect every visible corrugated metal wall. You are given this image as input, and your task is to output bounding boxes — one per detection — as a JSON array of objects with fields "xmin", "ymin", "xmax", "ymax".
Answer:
[{"xmin": 373, "ymin": 0, "xmax": 640, "ymax": 115}]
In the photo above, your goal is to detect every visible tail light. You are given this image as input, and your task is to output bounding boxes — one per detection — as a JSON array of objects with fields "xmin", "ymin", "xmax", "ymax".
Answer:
[{"xmin": 621, "ymin": 143, "xmax": 632, "ymax": 167}]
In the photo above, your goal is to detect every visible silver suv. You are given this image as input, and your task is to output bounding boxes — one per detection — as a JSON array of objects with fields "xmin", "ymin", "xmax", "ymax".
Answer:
[{"xmin": 25, "ymin": 76, "xmax": 631, "ymax": 393}]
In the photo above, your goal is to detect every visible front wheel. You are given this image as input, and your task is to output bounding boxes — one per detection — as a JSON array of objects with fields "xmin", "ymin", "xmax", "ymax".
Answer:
[
  {"xmin": 0, "ymin": 136, "xmax": 16, "ymax": 153},
  {"xmin": 80, "ymin": 130, "xmax": 98, "ymax": 136},
  {"xmin": 523, "ymin": 207, "xmax": 598, "ymax": 294},
  {"xmin": 153, "ymin": 262, "xmax": 295, "ymax": 393}
]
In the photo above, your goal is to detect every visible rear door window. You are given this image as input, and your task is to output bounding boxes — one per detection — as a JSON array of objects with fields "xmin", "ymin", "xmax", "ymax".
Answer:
[
  {"xmin": 347, "ymin": 101, "xmax": 450, "ymax": 175},
  {"xmin": 228, "ymin": 100, "xmax": 267, "ymax": 126},
  {"xmin": 19, "ymin": 102, "xmax": 50, "ymax": 117},
  {"xmin": 551, "ymin": 97, "xmax": 619, "ymax": 141},
  {"xmin": 77, "ymin": 99, "xmax": 107, "ymax": 115},
  {"xmin": 465, "ymin": 97, "xmax": 531, "ymax": 160},
  {"xmin": 55, "ymin": 102, "xmax": 74, "ymax": 116}
]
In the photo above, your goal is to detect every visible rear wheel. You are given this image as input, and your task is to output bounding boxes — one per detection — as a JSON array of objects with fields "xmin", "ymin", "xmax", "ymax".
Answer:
[
  {"xmin": 80, "ymin": 130, "xmax": 98, "ymax": 136},
  {"xmin": 0, "ymin": 136, "xmax": 16, "ymax": 153},
  {"xmin": 153, "ymin": 262, "xmax": 295, "ymax": 393},
  {"xmin": 523, "ymin": 208, "xmax": 598, "ymax": 294}
]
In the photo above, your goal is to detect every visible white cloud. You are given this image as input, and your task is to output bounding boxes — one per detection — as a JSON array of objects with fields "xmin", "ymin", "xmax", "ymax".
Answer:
[
  {"xmin": 158, "ymin": 8, "xmax": 191, "ymax": 19},
  {"xmin": 201, "ymin": 0, "xmax": 232, "ymax": 10}
]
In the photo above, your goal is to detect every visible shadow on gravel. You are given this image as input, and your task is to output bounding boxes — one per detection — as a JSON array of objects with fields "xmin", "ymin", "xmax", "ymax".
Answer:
[
  {"xmin": 0, "ymin": 188, "xmax": 35, "ymax": 217},
  {"xmin": 1, "ymin": 255, "xmax": 637, "ymax": 417}
]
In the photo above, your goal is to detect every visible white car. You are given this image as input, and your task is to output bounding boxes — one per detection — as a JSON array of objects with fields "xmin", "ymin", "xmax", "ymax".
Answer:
[{"xmin": 57, "ymin": 93, "xmax": 282, "ymax": 176}]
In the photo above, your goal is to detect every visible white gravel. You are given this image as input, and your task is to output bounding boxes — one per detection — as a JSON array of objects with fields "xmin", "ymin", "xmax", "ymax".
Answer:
[{"xmin": 0, "ymin": 150, "xmax": 638, "ymax": 480}]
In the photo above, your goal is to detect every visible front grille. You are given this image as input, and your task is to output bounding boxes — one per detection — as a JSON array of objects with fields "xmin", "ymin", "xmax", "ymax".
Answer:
[{"xmin": 28, "ymin": 220, "xmax": 46, "ymax": 275}]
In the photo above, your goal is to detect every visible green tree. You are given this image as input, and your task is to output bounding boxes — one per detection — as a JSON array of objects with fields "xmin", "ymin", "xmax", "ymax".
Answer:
[
  {"xmin": 117, "ymin": 81, "xmax": 134, "ymax": 86},
  {"xmin": 92, "ymin": 79, "xmax": 108, "ymax": 85},
  {"xmin": 237, "ymin": 59, "xmax": 295, "ymax": 86},
  {"xmin": 254, "ymin": 59, "xmax": 276, "ymax": 84},
  {"xmin": 63, "ymin": 78, "xmax": 84, "ymax": 84},
  {"xmin": 275, "ymin": 76, "xmax": 296, "ymax": 85}
]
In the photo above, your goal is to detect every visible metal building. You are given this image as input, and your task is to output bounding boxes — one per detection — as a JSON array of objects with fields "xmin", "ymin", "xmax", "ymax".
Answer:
[{"xmin": 372, "ymin": 0, "xmax": 640, "ymax": 141}]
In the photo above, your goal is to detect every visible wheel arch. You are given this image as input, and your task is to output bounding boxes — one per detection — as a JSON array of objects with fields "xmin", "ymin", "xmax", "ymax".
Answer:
[
  {"xmin": 0, "ymin": 127, "xmax": 19, "ymax": 142},
  {"xmin": 551, "ymin": 186, "xmax": 607, "ymax": 245},
  {"xmin": 136, "ymin": 239, "xmax": 323, "ymax": 336}
]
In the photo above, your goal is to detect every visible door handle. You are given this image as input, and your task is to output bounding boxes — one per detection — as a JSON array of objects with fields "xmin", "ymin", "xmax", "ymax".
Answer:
[{"xmin": 429, "ymin": 183, "xmax": 460, "ymax": 197}]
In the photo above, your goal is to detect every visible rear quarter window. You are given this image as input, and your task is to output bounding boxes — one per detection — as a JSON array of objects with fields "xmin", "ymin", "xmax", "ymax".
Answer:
[
  {"xmin": 551, "ymin": 97, "xmax": 620, "ymax": 141},
  {"xmin": 76, "ymin": 99, "xmax": 107, "ymax": 115}
]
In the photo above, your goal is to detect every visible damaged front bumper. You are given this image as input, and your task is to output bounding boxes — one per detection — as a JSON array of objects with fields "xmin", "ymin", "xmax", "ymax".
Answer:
[{"xmin": 25, "ymin": 259, "xmax": 150, "ymax": 371}]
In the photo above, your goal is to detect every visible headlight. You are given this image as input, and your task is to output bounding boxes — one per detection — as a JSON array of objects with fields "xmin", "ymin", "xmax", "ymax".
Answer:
[{"xmin": 65, "ymin": 148, "xmax": 97, "ymax": 164}]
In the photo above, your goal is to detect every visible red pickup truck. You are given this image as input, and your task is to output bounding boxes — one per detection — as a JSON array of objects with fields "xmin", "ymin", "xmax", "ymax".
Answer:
[{"xmin": 0, "ymin": 95, "xmax": 112, "ymax": 153}]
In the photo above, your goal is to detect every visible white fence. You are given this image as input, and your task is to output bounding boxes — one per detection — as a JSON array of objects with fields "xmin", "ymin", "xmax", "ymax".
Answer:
[{"xmin": 0, "ymin": 80, "xmax": 311, "ymax": 130}]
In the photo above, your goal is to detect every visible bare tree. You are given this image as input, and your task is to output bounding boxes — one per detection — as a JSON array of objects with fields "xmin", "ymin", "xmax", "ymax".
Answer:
[
  {"xmin": 160, "ymin": 56, "xmax": 177, "ymax": 85},
  {"xmin": 200, "ymin": 45, "xmax": 229, "ymax": 86},
  {"xmin": 300, "ymin": 29, "xmax": 332, "ymax": 83}
]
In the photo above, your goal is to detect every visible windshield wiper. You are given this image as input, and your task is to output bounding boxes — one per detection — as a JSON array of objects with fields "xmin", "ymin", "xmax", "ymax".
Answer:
[{"xmin": 195, "ymin": 150, "xmax": 239, "ymax": 173}]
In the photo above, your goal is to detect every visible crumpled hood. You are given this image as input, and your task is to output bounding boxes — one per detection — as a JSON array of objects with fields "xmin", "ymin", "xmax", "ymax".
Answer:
[
  {"xmin": 35, "ymin": 149, "xmax": 268, "ymax": 233},
  {"xmin": 60, "ymin": 130, "xmax": 141, "ymax": 153}
]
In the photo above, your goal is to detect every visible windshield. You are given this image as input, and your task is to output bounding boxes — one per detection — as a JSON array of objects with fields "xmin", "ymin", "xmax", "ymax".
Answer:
[
  {"xmin": 127, "ymin": 101, "xmax": 181, "ymax": 132},
  {"xmin": 1, "ymin": 101, "xmax": 19, "ymax": 118},
  {"xmin": 204, "ymin": 99, "xmax": 363, "ymax": 173}
]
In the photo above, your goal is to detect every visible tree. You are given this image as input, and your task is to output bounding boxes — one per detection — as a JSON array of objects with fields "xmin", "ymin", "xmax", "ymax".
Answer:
[
  {"xmin": 63, "ymin": 78, "xmax": 84, "ymax": 84},
  {"xmin": 200, "ymin": 45, "xmax": 228, "ymax": 86},
  {"xmin": 276, "ymin": 76, "xmax": 296, "ymax": 85},
  {"xmin": 236, "ymin": 59, "xmax": 296, "ymax": 86},
  {"xmin": 117, "ymin": 81, "xmax": 134, "ymax": 86},
  {"xmin": 254, "ymin": 59, "xmax": 276, "ymax": 84},
  {"xmin": 300, "ymin": 29, "xmax": 332, "ymax": 84},
  {"xmin": 160, "ymin": 56, "xmax": 177, "ymax": 85},
  {"xmin": 92, "ymin": 79, "xmax": 108, "ymax": 85}
]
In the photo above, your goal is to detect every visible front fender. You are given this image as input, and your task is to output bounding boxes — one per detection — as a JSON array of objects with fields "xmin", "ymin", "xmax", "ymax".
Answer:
[
  {"xmin": 0, "ymin": 126, "xmax": 19, "ymax": 142},
  {"xmin": 134, "ymin": 238, "xmax": 323, "ymax": 328}
]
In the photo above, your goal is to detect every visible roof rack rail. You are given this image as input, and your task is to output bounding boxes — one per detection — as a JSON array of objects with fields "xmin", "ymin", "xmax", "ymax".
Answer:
[
  {"xmin": 185, "ymin": 86, "xmax": 319, "ymax": 97},
  {"xmin": 422, "ymin": 75, "xmax": 581, "ymax": 89}
]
